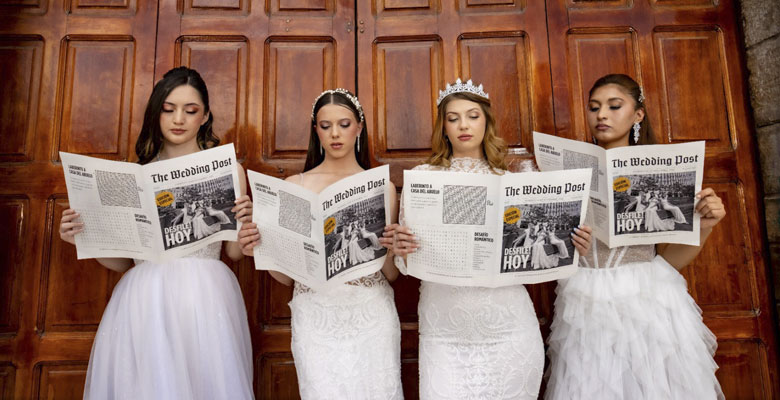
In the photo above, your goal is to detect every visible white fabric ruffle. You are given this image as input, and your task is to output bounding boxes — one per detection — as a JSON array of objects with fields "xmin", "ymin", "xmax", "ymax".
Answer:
[{"xmin": 546, "ymin": 256, "xmax": 723, "ymax": 400}]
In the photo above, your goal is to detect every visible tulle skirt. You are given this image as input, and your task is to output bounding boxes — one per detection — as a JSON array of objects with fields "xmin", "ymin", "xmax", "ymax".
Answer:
[
  {"xmin": 84, "ymin": 258, "xmax": 254, "ymax": 400},
  {"xmin": 546, "ymin": 256, "xmax": 723, "ymax": 400}
]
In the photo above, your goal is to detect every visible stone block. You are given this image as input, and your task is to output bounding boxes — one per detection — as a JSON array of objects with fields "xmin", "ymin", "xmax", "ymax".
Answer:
[
  {"xmin": 757, "ymin": 123, "xmax": 780, "ymax": 195},
  {"xmin": 740, "ymin": 0, "xmax": 780, "ymax": 47},
  {"xmin": 765, "ymin": 195, "xmax": 780, "ymax": 242},
  {"xmin": 747, "ymin": 35, "xmax": 780, "ymax": 127}
]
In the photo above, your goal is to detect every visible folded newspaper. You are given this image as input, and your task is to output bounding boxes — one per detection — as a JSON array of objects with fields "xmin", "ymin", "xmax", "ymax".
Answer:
[
  {"xmin": 533, "ymin": 131, "xmax": 704, "ymax": 248},
  {"xmin": 403, "ymin": 168, "xmax": 591, "ymax": 287},
  {"xmin": 248, "ymin": 165, "xmax": 391, "ymax": 289},
  {"xmin": 60, "ymin": 144, "xmax": 242, "ymax": 262}
]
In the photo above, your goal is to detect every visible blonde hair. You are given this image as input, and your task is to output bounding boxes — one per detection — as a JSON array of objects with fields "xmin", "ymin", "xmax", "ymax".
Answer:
[{"xmin": 426, "ymin": 92, "xmax": 507, "ymax": 171}]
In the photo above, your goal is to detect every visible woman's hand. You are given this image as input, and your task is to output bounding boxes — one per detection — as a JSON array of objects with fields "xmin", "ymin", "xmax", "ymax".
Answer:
[
  {"xmin": 238, "ymin": 222, "xmax": 260, "ymax": 257},
  {"xmin": 232, "ymin": 195, "xmax": 252, "ymax": 223},
  {"xmin": 59, "ymin": 209, "xmax": 83, "ymax": 245},
  {"xmin": 696, "ymin": 188, "xmax": 726, "ymax": 231},
  {"xmin": 381, "ymin": 223, "xmax": 419, "ymax": 256},
  {"xmin": 571, "ymin": 225, "xmax": 593, "ymax": 256}
]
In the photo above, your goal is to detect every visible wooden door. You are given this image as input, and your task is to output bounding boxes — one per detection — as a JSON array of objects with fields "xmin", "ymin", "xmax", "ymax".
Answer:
[
  {"xmin": 545, "ymin": 0, "xmax": 780, "ymax": 398},
  {"xmin": 1, "ymin": 0, "xmax": 778, "ymax": 398},
  {"xmin": 0, "ymin": 0, "xmax": 159, "ymax": 398}
]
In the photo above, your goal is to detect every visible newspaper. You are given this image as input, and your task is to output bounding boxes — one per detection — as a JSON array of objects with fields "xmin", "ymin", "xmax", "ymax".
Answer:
[
  {"xmin": 533, "ymin": 131, "xmax": 704, "ymax": 247},
  {"xmin": 249, "ymin": 165, "xmax": 391, "ymax": 289},
  {"xmin": 403, "ymin": 168, "xmax": 591, "ymax": 287},
  {"xmin": 60, "ymin": 144, "xmax": 242, "ymax": 262}
]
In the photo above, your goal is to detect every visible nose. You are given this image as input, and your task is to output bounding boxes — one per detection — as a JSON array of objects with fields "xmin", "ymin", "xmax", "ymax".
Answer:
[
  {"xmin": 596, "ymin": 107, "xmax": 608, "ymax": 121},
  {"xmin": 173, "ymin": 109, "xmax": 185, "ymax": 125},
  {"xmin": 458, "ymin": 117, "xmax": 468, "ymax": 130}
]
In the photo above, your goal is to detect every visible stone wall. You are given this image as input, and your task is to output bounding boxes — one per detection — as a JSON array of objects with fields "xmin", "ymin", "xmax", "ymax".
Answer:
[{"xmin": 739, "ymin": 0, "xmax": 780, "ymax": 336}]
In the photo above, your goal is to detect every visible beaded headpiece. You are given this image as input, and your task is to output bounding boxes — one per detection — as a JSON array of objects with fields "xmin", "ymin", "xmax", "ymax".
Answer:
[
  {"xmin": 638, "ymin": 86, "xmax": 645, "ymax": 103},
  {"xmin": 436, "ymin": 78, "xmax": 489, "ymax": 106},
  {"xmin": 311, "ymin": 88, "xmax": 364, "ymax": 122}
]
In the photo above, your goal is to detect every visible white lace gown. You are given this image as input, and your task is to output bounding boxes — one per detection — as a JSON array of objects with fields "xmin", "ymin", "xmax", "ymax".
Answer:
[
  {"xmin": 289, "ymin": 272, "xmax": 403, "ymax": 400},
  {"xmin": 84, "ymin": 242, "xmax": 254, "ymax": 400},
  {"xmin": 546, "ymin": 239, "xmax": 724, "ymax": 400},
  {"xmin": 398, "ymin": 157, "xmax": 545, "ymax": 400}
]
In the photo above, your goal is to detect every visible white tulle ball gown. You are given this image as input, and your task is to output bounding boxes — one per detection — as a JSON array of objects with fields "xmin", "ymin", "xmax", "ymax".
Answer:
[{"xmin": 83, "ymin": 242, "xmax": 254, "ymax": 400}]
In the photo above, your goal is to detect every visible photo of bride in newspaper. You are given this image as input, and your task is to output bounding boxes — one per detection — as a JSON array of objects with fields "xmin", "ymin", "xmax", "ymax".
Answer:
[
  {"xmin": 324, "ymin": 193, "xmax": 387, "ymax": 279},
  {"xmin": 501, "ymin": 201, "xmax": 581, "ymax": 273},
  {"xmin": 613, "ymin": 171, "xmax": 695, "ymax": 235},
  {"xmin": 156, "ymin": 174, "xmax": 237, "ymax": 250}
]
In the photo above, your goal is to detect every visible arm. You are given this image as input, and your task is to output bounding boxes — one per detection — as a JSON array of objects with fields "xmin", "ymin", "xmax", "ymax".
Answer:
[
  {"xmin": 380, "ymin": 183, "xmax": 400, "ymax": 282},
  {"xmin": 657, "ymin": 188, "xmax": 725, "ymax": 270},
  {"xmin": 224, "ymin": 164, "xmax": 252, "ymax": 261},
  {"xmin": 59, "ymin": 209, "xmax": 134, "ymax": 273}
]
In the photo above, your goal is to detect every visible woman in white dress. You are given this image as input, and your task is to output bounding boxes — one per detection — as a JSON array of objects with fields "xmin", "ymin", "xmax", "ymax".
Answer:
[
  {"xmin": 546, "ymin": 73, "xmax": 725, "ymax": 400},
  {"xmin": 382, "ymin": 79, "xmax": 593, "ymax": 399},
  {"xmin": 660, "ymin": 191, "xmax": 688, "ymax": 223},
  {"xmin": 59, "ymin": 67, "xmax": 254, "ymax": 400},
  {"xmin": 238, "ymin": 89, "xmax": 403, "ymax": 399},
  {"xmin": 644, "ymin": 192, "xmax": 676, "ymax": 232}
]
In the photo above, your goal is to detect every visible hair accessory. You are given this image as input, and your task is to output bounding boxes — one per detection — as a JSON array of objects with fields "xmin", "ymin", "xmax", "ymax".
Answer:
[
  {"xmin": 633, "ymin": 122, "xmax": 641, "ymax": 144},
  {"xmin": 436, "ymin": 78, "xmax": 489, "ymax": 106},
  {"xmin": 638, "ymin": 86, "xmax": 645, "ymax": 103},
  {"xmin": 311, "ymin": 88, "xmax": 364, "ymax": 122}
]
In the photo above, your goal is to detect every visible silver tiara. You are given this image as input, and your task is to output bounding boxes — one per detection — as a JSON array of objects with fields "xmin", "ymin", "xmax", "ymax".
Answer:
[
  {"xmin": 311, "ymin": 88, "xmax": 364, "ymax": 122},
  {"xmin": 638, "ymin": 86, "xmax": 645, "ymax": 103},
  {"xmin": 436, "ymin": 78, "xmax": 489, "ymax": 106}
]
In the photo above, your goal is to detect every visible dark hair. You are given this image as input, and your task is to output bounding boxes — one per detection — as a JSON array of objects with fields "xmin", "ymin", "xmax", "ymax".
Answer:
[
  {"xmin": 588, "ymin": 74, "xmax": 655, "ymax": 146},
  {"xmin": 427, "ymin": 91, "xmax": 507, "ymax": 171},
  {"xmin": 303, "ymin": 90, "xmax": 370, "ymax": 172},
  {"xmin": 135, "ymin": 67, "xmax": 219, "ymax": 164}
]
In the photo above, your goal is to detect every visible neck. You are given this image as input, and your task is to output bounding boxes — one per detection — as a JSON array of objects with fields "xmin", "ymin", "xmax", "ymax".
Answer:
[
  {"xmin": 600, "ymin": 134, "xmax": 630, "ymax": 150},
  {"xmin": 317, "ymin": 152, "xmax": 364, "ymax": 174},
  {"xmin": 158, "ymin": 140, "xmax": 201, "ymax": 160},
  {"xmin": 451, "ymin": 149, "xmax": 484, "ymax": 160}
]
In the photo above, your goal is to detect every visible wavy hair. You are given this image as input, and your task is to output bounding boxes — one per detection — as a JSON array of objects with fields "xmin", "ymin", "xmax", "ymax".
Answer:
[
  {"xmin": 135, "ymin": 67, "xmax": 219, "ymax": 164},
  {"xmin": 426, "ymin": 91, "xmax": 507, "ymax": 171}
]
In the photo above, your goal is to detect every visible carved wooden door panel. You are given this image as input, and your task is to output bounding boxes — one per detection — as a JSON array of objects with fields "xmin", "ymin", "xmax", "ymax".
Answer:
[
  {"xmin": 153, "ymin": 0, "xmax": 357, "ymax": 398},
  {"xmin": 545, "ymin": 0, "xmax": 780, "ymax": 398},
  {"xmin": 0, "ymin": 0, "xmax": 158, "ymax": 398}
]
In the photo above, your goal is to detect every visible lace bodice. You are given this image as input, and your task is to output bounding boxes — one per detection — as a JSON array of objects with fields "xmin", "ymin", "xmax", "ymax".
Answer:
[
  {"xmin": 579, "ymin": 239, "xmax": 655, "ymax": 269},
  {"xmin": 133, "ymin": 241, "xmax": 222, "ymax": 265},
  {"xmin": 293, "ymin": 271, "xmax": 389, "ymax": 295}
]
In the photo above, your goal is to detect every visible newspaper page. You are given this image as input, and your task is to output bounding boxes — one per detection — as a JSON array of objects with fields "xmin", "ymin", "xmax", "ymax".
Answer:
[
  {"xmin": 403, "ymin": 168, "xmax": 591, "ymax": 287},
  {"xmin": 533, "ymin": 131, "xmax": 704, "ymax": 247},
  {"xmin": 249, "ymin": 165, "xmax": 390, "ymax": 289},
  {"xmin": 60, "ymin": 144, "xmax": 242, "ymax": 262}
]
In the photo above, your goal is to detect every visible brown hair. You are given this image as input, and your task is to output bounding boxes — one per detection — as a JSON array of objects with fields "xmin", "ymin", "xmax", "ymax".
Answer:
[
  {"xmin": 135, "ymin": 67, "xmax": 219, "ymax": 164},
  {"xmin": 303, "ymin": 90, "xmax": 370, "ymax": 172},
  {"xmin": 588, "ymin": 74, "xmax": 655, "ymax": 145},
  {"xmin": 426, "ymin": 91, "xmax": 507, "ymax": 170}
]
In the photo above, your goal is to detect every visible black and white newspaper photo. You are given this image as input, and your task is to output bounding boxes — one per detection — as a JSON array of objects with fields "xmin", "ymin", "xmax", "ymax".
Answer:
[
  {"xmin": 249, "ymin": 165, "xmax": 390, "ymax": 290},
  {"xmin": 60, "ymin": 144, "xmax": 242, "ymax": 262},
  {"xmin": 533, "ymin": 131, "xmax": 704, "ymax": 247},
  {"xmin": 403, "ymin": 167, "xmax": 591, "ymax": 287}
]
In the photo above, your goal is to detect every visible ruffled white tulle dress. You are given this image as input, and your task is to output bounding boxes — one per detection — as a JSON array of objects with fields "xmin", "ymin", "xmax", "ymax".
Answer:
[
  {"xmin": 546, "ymin": 239, "xmax": 724, "ymax": 400},
  {"xmin": 289, "ymin": 272, "xmax": 403, "ymax": 399},
  {"xmin": 83, "ymin": 242, "xmax": 254, "ymax": 400},
  {"xmin": 398, "ymin": 158, "xmax": 545, "ymax": 400}
]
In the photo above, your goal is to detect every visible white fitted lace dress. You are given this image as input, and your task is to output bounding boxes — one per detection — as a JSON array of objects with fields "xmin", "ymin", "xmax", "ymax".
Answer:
[{"xmin": 398, "ymin": 157, "xmax": 544, "ymax": 400}]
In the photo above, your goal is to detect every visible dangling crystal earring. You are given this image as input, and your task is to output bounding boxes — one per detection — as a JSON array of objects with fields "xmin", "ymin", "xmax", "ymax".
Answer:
[
  {"xmin": 633, "ymin": 122, "xmax": 640, "ymax": 144},
  {"xmin": 320, "ymin": 146, "xmax": 324, "ymax": 156},
  {"xmin": 356, "ymin": 135, "xmax": 361, "ymax": 152}
]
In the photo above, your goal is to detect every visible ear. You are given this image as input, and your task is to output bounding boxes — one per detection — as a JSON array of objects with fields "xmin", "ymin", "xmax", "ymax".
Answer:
[
  {"xmin": 201, "ymin": 110, "xmax": 210, "ymax": 126},
  {"xmin": 634, "ymin": 108, "xmax": 645, "ymax": 124}
]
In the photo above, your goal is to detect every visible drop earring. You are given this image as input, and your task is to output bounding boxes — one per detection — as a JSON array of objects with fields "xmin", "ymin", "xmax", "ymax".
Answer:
[
  {"xmin": 633, "ymin": 122, "xmax": 641, "ymax": 144},
  {"xmin": 320, "ymin": 146, "xmax": 324, "ymax": 156},
  {"xmin": 356, "ymin": 135, "xmax": 360, "ymax": 152}
]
